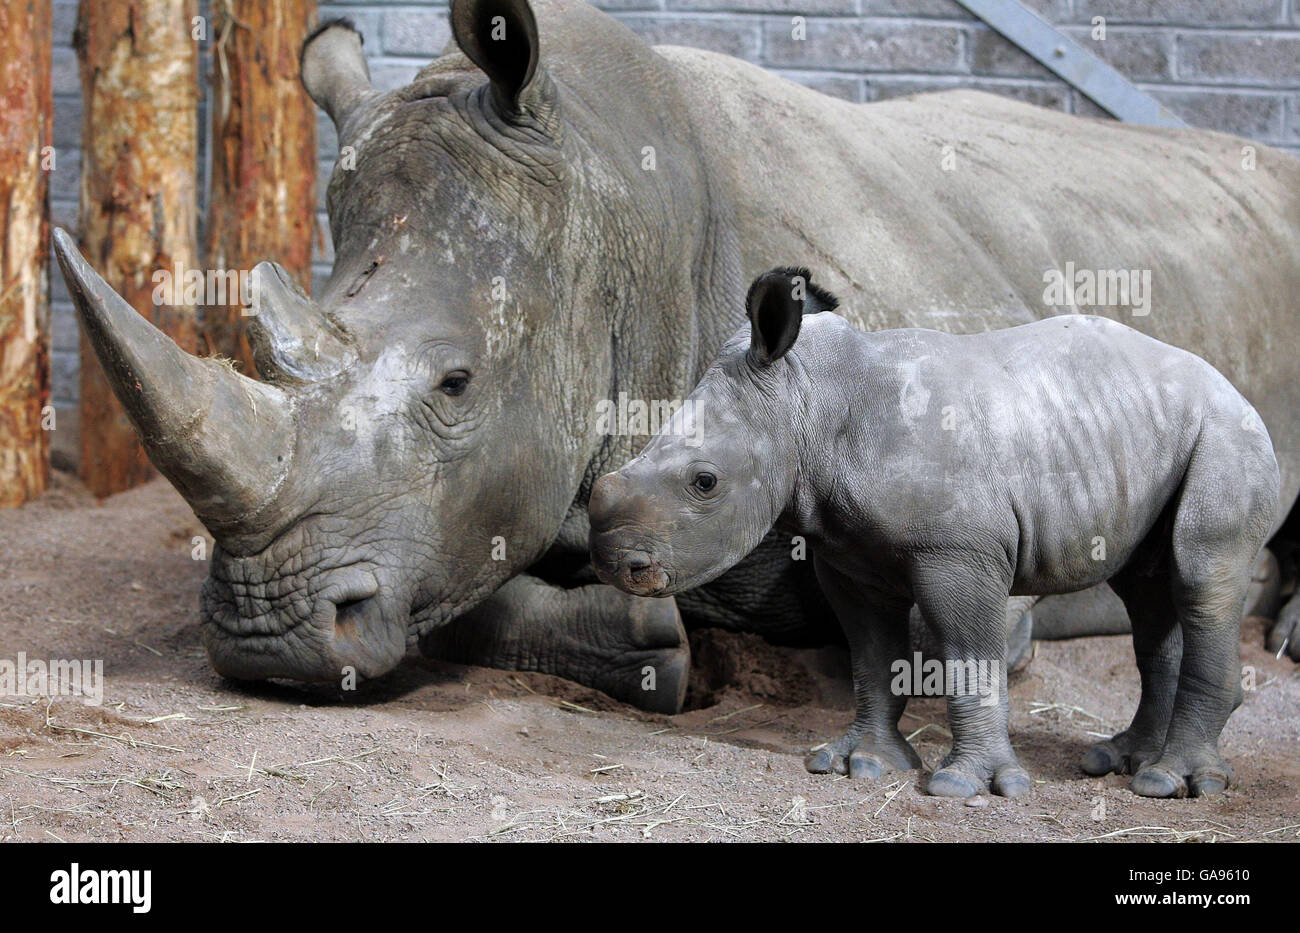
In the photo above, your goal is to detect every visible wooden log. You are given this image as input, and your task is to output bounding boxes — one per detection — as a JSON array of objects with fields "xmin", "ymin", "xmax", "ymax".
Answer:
[
  {"xmin": 0, "ymin": 0, "xmax": 54, "ymax": 508},
  {"xmin": 74, "ymin": 0, "xmax": 200, "ymax": 497},
  {"xmin": 204, "ymin": 0, "xmax": 317, "ymax": 373}
]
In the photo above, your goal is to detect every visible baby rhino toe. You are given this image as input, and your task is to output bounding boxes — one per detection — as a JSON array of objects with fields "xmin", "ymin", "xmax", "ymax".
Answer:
[
  {"xmin": 805, "ymin": 742, "xmax": 849, "ymax": 776},
  {"xmin": 991, "ymin": 764, "xmax": 1032, "ymax": 797},
  {"xmin": 1130, "ymin": 753, "xmax": 1233, "ymax": 799},
  {"xmin": 927, "ymin": 768, "xmax": 984, "ymax": 798},
  {"xmin": 1190, "ymin": 768, "xmax": 1231, "ymax": 797},
  {"xmin": 1081, "ymin": 730, "xmax": 1159, "ymax": 777},
  {"xmin": 806, "ymin": 731, "xmax": 921, "ymax": 779},
  {"xmin": 1081, "ymin": 742, "xmax": 1123, "ymax": 776},
  {"xmin": 847, "ymin": 750, "xmax": 892, "ymax": 780},
  {"xmin": 1130, "ymin": 766, "xmax": 1188, "ymax": 799},
  {"xmin": 850, "ymin": 737, "xmax": 922, "ymax": 779},
  {"xmin": 1128, "ymin": 743, "xmax": 1227, "ymax": 800},
  {"xmin": 928, "ymin": 758, "xmax": 1031, "ymax": 799}
]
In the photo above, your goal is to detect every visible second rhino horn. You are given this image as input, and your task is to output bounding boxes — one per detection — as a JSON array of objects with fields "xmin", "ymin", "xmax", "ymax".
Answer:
[{"xmin": 246, "ymin": 261, "xmax": 355, "ymax": 384}]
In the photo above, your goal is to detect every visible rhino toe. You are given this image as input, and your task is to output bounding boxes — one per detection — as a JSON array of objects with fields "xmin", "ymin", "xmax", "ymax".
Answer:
[
  {"xmin": 1130, "ymin": 765, "xmax": 1188, "ymax": 799},
  {"xmin": 1265, "ymin": 597, "xmax": 1300, "ymax": 661}
]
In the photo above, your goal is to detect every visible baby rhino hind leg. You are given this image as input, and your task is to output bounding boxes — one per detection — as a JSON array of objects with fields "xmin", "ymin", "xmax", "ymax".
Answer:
[
  {"xmin": 1082, "ymin": 569, "xmax": 1181, "ymax": 779},
  {"xmin": 1129, "ymin": 438, "xmax": 1277, "ymax": 799}
]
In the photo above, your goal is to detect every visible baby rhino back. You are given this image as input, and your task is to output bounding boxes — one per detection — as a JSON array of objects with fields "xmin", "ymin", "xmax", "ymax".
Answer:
[{"xmin": 941, "ymin": 315, "xmax": 1272, "ymax": 592}]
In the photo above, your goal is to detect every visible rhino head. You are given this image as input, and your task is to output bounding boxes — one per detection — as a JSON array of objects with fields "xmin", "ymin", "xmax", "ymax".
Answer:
[{"xmin": 54, "ymin": 0, "xmax": 721, "ymax": 684}]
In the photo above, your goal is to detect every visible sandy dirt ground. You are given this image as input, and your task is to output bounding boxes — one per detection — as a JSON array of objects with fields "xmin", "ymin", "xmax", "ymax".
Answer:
[{"xmin": 0, "ymin": 472, "xmax": 1296, "ymax": 843}]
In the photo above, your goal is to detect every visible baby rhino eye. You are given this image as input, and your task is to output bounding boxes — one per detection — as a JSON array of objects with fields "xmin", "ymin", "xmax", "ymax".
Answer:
[{"xmin": 693, "ymin": 472, "xmax": 717, "ymax": 493}]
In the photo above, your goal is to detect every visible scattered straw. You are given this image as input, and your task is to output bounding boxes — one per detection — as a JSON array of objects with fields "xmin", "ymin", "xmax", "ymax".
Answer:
[
  {"xmin": 873, "ymin": 780, "xmax": 908, "ymax": 819},
  {"xmin": 558, "ymin": 700, "xmax": 597, "ymax": 714},
  {"xmin": 1086, "ymin": 824, "xmax": 1235, "ymax": 842},
  {"xmin": 906, "ymin": 722, "xmax": 952, "ymax": 741},
  {"xmin": 46, "ymin": 723, "xmax": 182, "ymax": 754},
  {"xmin": 1259, "ymin": 822, "xmax": 1300, "ymax": 838}
]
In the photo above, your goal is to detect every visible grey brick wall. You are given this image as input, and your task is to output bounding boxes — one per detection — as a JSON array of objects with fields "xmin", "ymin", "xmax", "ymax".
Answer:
[{"xmin": 46, "ymin": 0, "xmax": 1300, "ymax": 442}]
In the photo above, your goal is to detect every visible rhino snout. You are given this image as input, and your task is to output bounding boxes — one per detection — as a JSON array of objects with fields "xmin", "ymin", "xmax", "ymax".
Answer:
[
  {"xmin": 200, "ymin": 565, "xmax": 408, "ymax": 684},
  {"xmin": 587, "ymin": 470, "xmax": 633, "ymax": 531},
  {"xmin": 619, "ymin": 549, "xmax": 672, "ymax": 596},
  {"xmin": 591, "ymin": 545, "xmax": 671, "ymax": 598},
  {"xmin": 588, "ymin": 472, "xmax": 675, "ymax": 596}
]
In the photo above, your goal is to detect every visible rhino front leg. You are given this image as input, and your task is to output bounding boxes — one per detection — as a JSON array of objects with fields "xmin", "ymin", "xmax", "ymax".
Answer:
[
  {"xmin": 805, "ymin": 558, "xmax": 923, "ymax": 779},
  {"xmin": 910, "ymin": 595, "xmax": 1037, "ymax": 673},
  {"xmin": 418, "ymin": 574, "xmax": 689, "ymax": 713},
  {"xmin": 913, "ymin": 558, "xmax": 1031, "ymax": 799}
]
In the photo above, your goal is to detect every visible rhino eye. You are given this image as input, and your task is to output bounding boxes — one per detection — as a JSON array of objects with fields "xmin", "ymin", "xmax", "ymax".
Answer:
[
  {"xmin": 692, "ymin": 472, "xmax": 717, "ymax": 493},
  {"xmin": 439, "ymin": 373, "xmax": 470, "ymax": 396}
]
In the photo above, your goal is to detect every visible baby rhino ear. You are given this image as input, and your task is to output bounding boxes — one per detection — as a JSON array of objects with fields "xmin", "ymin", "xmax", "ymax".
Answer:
[{"xmin": 745, "ymin": 267, "xmax": 838, "ymax": 365}]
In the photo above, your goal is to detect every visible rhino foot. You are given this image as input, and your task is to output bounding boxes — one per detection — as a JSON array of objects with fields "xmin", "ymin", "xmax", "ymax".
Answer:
[
  {"xmin": 1266, "ymin": 595, "xmax": 1300, "ymax": 661},
  {"xmin": 805, "ymin": 729, "xmax": 922, "ymax": 779},
  {"xmin": 928, "ymin": 753, "xmax": 1032, "ymax": 799},
  {"xmin": 1081, "ymin": 729, "xmax": 1163, "ymax": 777},
  {"xmin": 1130, "ymin": 750, "xmax": 1233, "ymax": 799},
  {"xmin": 419, "ymin": 573, "xmax": 689, "ymax": 714}
]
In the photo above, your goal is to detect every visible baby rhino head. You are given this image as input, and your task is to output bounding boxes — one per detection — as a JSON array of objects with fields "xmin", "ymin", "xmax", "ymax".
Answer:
[{"xmin": 588, "ymin": 268, "xmax": 839, "ymax": 597}]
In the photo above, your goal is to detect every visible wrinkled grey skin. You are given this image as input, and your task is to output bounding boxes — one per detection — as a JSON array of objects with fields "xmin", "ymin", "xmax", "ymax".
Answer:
[
  {"xmin": 52, "ymin": 0, "xmax": 1300, "ymax": 713},
  {"xmin": 590, "ymin": 270, "xmax": 1280, "ymax": 798}
]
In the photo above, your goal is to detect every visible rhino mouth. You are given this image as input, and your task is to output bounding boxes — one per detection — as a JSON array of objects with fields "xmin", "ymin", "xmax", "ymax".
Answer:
[
  {"xmin": 589, "ymin": 540, "xmax": 675, "ymax": 598},
  {"xmin": 200, "ymin": 566, "xmax": 409, "ymax": 683}
]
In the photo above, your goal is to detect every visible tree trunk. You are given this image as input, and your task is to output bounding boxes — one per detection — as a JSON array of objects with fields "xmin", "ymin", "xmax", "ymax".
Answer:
[
  {"xmin": 204, "ymin": 0, "xmax": 317, "ymax": 373},
  {"xmin": 74, "ymin": 0, "xmax": 200, "ymax": 497},
  {"xmin": 0, "ymin": 0, "xmax": 54, "ymax": 508}
]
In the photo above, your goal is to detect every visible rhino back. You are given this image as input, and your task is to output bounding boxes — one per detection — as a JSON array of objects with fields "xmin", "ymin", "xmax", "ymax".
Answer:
[{"xmin": 652, "ymin": 44, "xmax": 1300, "ymax": 522}]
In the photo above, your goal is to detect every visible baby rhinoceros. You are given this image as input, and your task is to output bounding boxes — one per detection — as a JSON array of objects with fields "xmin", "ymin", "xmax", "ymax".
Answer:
[{"xmin": 588, "ymin": 268, "xmax": 1279, "ymax": 800}]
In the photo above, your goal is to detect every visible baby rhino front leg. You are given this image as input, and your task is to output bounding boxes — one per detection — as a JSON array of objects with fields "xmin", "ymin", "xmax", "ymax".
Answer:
[
  {"xmin": 912, "ymin": 557, "xmax": 1032, "ymax": 799},
  {"xmin": 805, "ymin": 559, "xmax": 923, "ymax": 779}
]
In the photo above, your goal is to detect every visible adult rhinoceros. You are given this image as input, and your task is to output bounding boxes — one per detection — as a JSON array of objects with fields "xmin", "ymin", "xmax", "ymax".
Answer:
[{"xmin": 53, "ymin": 0, "xmax": 1300, "ymax": 727}]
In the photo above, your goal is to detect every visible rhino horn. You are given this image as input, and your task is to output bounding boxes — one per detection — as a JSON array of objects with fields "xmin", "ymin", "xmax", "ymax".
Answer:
[
  {"xmin": 247, "ymin": 261, "xmax": 355, "ymax": 384},
  {"xmin": 51, "ymin": 228, "xmax": 295, "ymax": 529}
]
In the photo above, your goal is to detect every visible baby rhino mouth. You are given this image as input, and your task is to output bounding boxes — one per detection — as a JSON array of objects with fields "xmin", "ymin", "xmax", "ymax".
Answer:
[
  {"xmin": 618, "ymin": 549, "xmax": 673, "ymax": 597},
  {"xmin": 591, "ymin": 543, "xmax": 673, "ymax": 598},
  {"xmin": 200, "ymin": 561, "xmax": 408, "ymax": 684}
]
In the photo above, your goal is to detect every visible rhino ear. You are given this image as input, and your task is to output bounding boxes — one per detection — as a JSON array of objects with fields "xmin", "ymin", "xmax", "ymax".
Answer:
[
  {"xmin": 451, "ymin": 0, "xmax": 541, "ymax": 114},
  {"xmin": 746, "ymin": 267, "xmax": 837, "ymax": 365},
  {"xmin": 798, "ymin": 270, "xmax": 840, "ymax": 317},
  {"xmin": 746, "ymin": 269, "xmax": 805, "ymax": 366},
  {"xmin": 301, "ymin": 18, "xmax": 374, "ymax": 128}
]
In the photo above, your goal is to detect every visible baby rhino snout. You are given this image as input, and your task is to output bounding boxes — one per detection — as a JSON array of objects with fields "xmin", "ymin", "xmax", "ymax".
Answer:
[{"xmin": 588, "ymin": 472, "xmax": 672, "ymax": 597}]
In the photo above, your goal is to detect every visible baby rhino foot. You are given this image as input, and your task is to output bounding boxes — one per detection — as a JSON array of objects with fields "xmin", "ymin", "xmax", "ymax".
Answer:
[
  {"xmin": 928, "ymin": 754, "xmax": 1032, "ymax": 799},
  {"xmin": 805, "ymin": 730, "xmax": 922, "ymax": 780},
  {"xmin": 1130, "ymin": 750, "xmax": 1233, "ymax": 799},
  {"xmin": 1081, "ymin": 729, "xmax": 1162, "ymax": 777}
]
